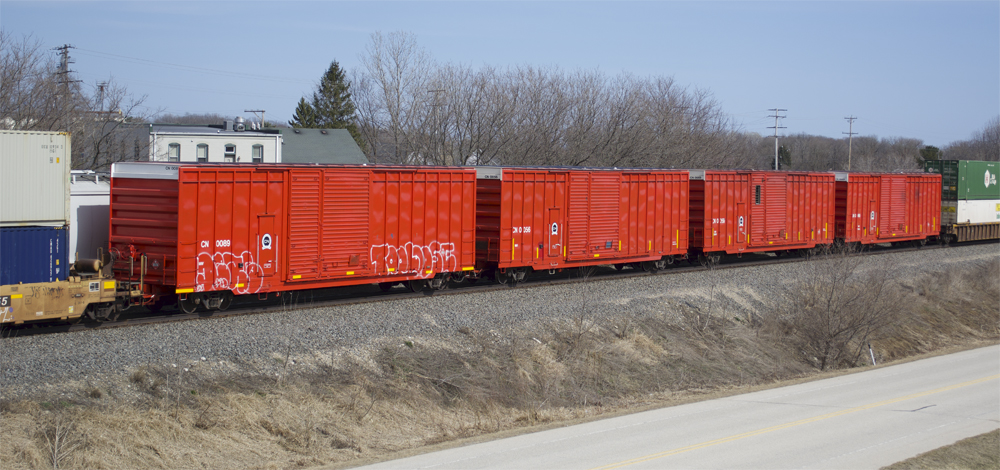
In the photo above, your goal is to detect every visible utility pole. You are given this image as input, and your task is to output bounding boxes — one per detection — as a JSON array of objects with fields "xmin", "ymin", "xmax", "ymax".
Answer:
[
  {"xmin": 97, "ymin": 81, "xmax": 108, "ymax": 111},
  {"xmin": 843, "ymin": 116, "xmax": 857, "ymax": 171},
  {"xmin": 52, "ymin": 44, "xmax": 82, "ymax": 95},
  {"xmin": 245, "ymin": 109, "xmax": 266, "ymax": 129},
  {"xmin": 768, "ymin": 108, "xmax": 787, "ymax": 170}
]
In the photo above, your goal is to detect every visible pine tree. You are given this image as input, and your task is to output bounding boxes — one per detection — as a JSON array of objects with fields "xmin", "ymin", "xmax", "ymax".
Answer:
[
  {"xmin": 288, "ymin": 97, "xmax": 319, "ymax": 128},
  {"xmin": 307, "ymin": 61, "xmax": 363, "ymax": 148}
]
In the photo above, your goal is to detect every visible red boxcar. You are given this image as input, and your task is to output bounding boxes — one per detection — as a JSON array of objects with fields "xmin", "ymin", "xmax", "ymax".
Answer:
[
  {"xmin": 689, "ymin": 170, "xmax": 836, "ymax": 256},
  {"xmin": 110, "ymin": 163, "xmax": 477, "ymax": 310},
  {"xmin": 475, "ymin": 167, "xmax": 688, "ymax": 281},
  {"xmin": 834, "ymin": 172, "xmax": 941, "ymax": 244}
]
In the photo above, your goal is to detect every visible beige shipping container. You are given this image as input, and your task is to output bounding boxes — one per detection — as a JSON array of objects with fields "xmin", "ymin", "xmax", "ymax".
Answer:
[{"xmin": 0, "ymin": 130, "xmax": 71, "ymax": 227}]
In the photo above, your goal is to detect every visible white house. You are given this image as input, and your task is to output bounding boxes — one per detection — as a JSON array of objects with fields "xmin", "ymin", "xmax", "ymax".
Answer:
[{"xmin": 146, "ymin": 118, "xmax": 282, "ymax": 163}]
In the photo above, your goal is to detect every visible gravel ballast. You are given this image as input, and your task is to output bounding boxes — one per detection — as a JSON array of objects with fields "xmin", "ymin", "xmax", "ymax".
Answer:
[{"xmin": 2, "ymin": 243, "xmax": 997, "ymax": 401}]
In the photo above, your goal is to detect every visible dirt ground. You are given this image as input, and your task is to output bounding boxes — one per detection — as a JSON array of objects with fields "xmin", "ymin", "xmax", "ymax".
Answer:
[{"xmin": 2, "ymin": 257, "xmax": 997, "ymax": 470}]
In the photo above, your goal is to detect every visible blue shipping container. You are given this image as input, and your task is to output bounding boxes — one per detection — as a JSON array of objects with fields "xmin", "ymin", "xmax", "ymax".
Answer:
[{"xmin": 1, "ymin": 226, "xmax": 69, "ymax": 285}]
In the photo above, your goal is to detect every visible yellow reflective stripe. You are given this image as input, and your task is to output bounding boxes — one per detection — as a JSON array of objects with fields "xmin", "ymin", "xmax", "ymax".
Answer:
[
  {"xmin": 103, "ymin": 281, "xmax": 115, "ymax": 290},
  {"xmin": 176, "ymin": 288, "xmax": 194, "ymax": 294},
  {"xmin": 346, "ymin": 271, "xmax": 354, "ymax": 275},
  {"xmin": 462, "ymin": 266, "xmax": 474, "ymax": 271},
  {"xmin": 11, "ymin": 294, "xmax": 23, "ymax": 299},
  {"xmin": 292, "ymin": 274, "xmax": 302, "ymax": 279}
]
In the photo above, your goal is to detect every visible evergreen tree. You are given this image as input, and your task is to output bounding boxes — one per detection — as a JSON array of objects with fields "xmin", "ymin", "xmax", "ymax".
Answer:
[
  {"xmin": 290, "ymin": 60, "xmax": 363, "ymax": 149},
  {"xmin": 288, "ymin": 97, "xmax": 319, "ymax": 128}
]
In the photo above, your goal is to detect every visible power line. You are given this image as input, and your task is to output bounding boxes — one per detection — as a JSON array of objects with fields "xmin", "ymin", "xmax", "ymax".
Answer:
[{"xmin": 844, "ymin": 116, "xmax": 857, "ymax": 171}]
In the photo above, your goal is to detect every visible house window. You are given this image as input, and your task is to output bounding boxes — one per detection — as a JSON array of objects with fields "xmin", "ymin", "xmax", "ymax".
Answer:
[
  {"xmin": 167, "ymin": 143, "xmax": 180, "ymax": 162},
  {"xmin": 224, "ymin": 144, "xmax": 236, "ymax": 162},
  {"xmin": 196, "ymin": 144, "xmax": 208, "ymax": 163},
  {"xmin": 252, "ymin": 144, "xmax": 263, "ymax": 163}
]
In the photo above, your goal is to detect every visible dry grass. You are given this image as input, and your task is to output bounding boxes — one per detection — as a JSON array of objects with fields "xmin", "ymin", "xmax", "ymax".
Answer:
[
  {"xmin": 1, "ymin": 258, "xmax": 997, "ymax": 470},
  {"xmin": 881, "ymin": 429, "xmax": 1000, "ymax": 470}
]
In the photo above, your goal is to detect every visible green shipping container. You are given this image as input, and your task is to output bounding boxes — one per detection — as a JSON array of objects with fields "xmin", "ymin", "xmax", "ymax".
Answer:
[{"xmin": 923, "ymin": 160, "xmax": 1000, "ymax": 200}]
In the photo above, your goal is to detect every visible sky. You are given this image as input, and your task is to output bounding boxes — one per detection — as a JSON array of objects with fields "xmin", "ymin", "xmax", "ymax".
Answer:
[{"xmin": 1, "ymin": 1, "xmax": 997, "ymax": 148}]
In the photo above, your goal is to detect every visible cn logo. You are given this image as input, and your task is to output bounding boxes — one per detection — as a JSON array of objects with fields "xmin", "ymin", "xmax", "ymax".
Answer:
[
  {"xmin": 200, "ymin": 240, "xmax": 210, "ymax": 248},
  {"xmin": 261, "ymin": 234, "xmax": 272, "ymax": 250}
]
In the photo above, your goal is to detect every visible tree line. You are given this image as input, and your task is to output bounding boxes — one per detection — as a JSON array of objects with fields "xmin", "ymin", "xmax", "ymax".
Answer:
[{"xmin": 3, "ymin": 29, "xmax": 996, "ymax": 172}]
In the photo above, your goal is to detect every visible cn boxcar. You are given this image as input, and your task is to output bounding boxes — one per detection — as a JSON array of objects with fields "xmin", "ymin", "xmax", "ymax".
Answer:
[
  {"xmin": 689, "ymin": 170, "xmax": 836, "ymax": 258},
  {"xmin": 834, "ymin": 172, "xmax": 941, "ymax": 245},
  {"xmin": 110, "ymin": 163, "xmax": 477, "ymax": 312},
  {"xmin": 474, "ymin": 167, "xmax": 688, "ymax": 282}
]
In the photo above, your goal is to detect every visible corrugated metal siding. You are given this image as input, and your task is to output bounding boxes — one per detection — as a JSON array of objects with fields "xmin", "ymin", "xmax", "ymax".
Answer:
[
  {"xmin": 288, "ymin": 170, "xmax": 322, "ymax": 280},
  {"xmin": 109, "ymin": 176, "xmax": 179, "ymax": 288},
  {"xmin": 475, "ymin": 179, "xmax": 502, "ymax": 266},
  {"xmin": 321, "ymin": 170, "xmax": 370, "ymax": 277},
  {"xmin": 0, "ymin": 226, "xmax": 69, "ymax": 284},
  {"xmin": 924, "ymin": 160, "xmax": 999, "ymax": 200},
  {"xmin": 880, "ymin": 175, "xmax": 907, "ymax": 236},
  {"xmin": 567, "ymin": 173, "xmax": 590, "ymax": 258},
  {"xmin": 764, "ymin": 173, "xmax": 787, "ymax": 239},
  {"xmin": 0, "ymin": 130, "xmax": 71, "ymax": 226}
]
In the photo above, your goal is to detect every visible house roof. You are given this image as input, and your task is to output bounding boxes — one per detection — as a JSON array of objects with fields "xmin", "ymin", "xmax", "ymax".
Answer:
[
  {"xmin": 279, "ymin": 128, "xmax": 367, "ymax": 164},
  {"xmin": 146, "ymin": 123, "xmax": 280, "ymax": 137}
]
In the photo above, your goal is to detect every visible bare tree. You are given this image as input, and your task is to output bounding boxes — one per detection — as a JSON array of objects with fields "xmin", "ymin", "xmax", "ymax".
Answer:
[
  {"xmin": 770, "ymin": 248, "xmax": 902, "ymax": 370},
  {"xmin": 944, "ymin": 116, "xmax": 1000, "ymax": 161},
  {"xmin": 358, "ymin": 31, "xmax": 433, "ymax": 164},
  {"xmin": 0, "ymin": 31, "xmax": 84, "ymax": 131},
  {"xmin": 352, "ymin": 31, "xmax": 771, "ymax": 170},
  {"xmin": 1, "ymin": 32, "xmax": 155, "ymax": 170}
]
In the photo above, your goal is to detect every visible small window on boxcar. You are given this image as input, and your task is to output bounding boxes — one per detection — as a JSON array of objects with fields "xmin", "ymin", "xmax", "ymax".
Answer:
[
  {"xmin": 252, "ymin": 144, "xmax": 263, "ymax": 163},
  {"xmin": 196, "ymin": 144, "xmax": 208, "ymax": 163},
  {"xmin": 755, "ymin": 185, "xmax": 761, "ymax": 205},
  {"xmin": 167, "ymin": 143, "xmax": 180, "ymax": 162},
  {"xmin": 224, "ymin": 144, "xmax": 236, "ymax": 162}
]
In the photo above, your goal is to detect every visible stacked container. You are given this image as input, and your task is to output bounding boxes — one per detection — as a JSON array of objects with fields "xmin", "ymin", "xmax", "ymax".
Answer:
[
  {"xmin": 0, "ymin": 130, "xmax": 71, "ymax": 284},
  {"xmin": 923, "ymin": 160, "xmax": 1000, "ymax": 242}
]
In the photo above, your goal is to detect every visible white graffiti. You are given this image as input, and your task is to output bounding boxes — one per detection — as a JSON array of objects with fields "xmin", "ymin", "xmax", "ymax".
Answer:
[
  {"xmin": 195, "ymin": 250, "xmax": 264, "ymax": 295},
  {"xmin": 370, "ymin": 241, "xmax": 457, "ymax": 278}
]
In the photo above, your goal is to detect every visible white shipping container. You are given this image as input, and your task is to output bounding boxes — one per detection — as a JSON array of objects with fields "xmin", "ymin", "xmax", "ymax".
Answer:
[
  {"xmin": 0, "ymin": 130, "xmax": 71, "ymax": 226},
  {"xmin": 955, "ymin": 199, "xmax": 1000, "ymax": 225},
  {"xmin": 69, "ymin": 171, "xmax": 111, "ymax": 261}
]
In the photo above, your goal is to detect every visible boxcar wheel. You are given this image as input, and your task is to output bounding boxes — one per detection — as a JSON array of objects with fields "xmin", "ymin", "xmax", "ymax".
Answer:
[
  {"xmin": 218, "ymin": 292, "xmax": 234, "ymax": 311},
  {"xmin": 179, "ymin": 295, "xmax": 198, "ymax": 314},
  {"xmin": 407, "ymin": 280, "xmax": 428, "ymax": 292},
  {"xmin": 378, "ymin": 282, "xmax": 395, "ymax": 292}
]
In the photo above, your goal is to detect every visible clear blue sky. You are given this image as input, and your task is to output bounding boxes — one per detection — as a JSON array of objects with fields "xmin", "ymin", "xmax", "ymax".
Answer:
[{"xmin": 2, "ymin": 1, "xmax": 997, "ymax": 147}]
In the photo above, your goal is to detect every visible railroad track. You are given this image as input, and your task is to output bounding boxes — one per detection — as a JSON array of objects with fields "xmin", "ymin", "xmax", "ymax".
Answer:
[{"xmin": 0, "ymin": 241, "xmax": 961, "ymax": 338}]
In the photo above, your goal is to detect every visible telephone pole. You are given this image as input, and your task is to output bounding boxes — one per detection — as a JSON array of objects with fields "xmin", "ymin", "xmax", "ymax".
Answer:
[
  {"xmin": 843, "ymin": 116, "xmax": 857, "ymax": 171},
  {"xmin": 768, "ymin": 108, "xmax": 787, "ymax": 170},
  {"xmin": 52, "ymin": 44, "xmax": 82, "ymax": 95},
  {"xmin": 244, "ymin": 109, "xmax": 266, "ymax": 129}
]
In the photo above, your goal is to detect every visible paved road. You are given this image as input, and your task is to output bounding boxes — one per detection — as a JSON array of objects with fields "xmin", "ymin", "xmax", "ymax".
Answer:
[{"xmin": 356, "ymin": 345, "xmax": 999, "ymax": 469}]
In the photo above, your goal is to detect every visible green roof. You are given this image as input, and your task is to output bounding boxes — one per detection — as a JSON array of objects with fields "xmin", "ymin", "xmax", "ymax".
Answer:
[{"xmin": 279, "ymin": 128, "xmax": 367, "ymax": 164}]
